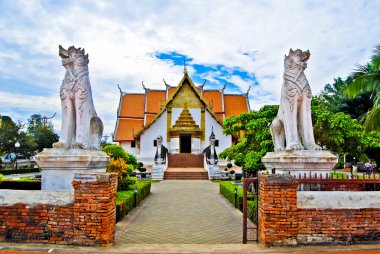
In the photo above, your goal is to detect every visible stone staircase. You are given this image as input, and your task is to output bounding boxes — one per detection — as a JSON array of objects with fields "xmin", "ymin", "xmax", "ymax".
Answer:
[
  {"xmin": 164, "ymin": 154, "xmax": 208, "ymax": 180},
  {"xmin": 164, "ymin": 168, "xmax": 209, "ymax": 180},
  {"xmin": 168, "ymin": 154, "xmax": 204, "ymax": 168}
]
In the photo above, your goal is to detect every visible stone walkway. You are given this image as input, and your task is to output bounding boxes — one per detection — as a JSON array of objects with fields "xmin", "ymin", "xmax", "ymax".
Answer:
[{"xmin": 115, "ymin": 180, "xmax": 243, "ymax": 244}]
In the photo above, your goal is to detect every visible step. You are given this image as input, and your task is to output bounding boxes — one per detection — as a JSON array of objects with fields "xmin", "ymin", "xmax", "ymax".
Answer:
[
  {"xmin": 164, "ymin": 171, "xmax": 209, "ymax": 180},
  {"xmin": 168, "ymin": 154, "xmax": 204, "ymax": 168}
]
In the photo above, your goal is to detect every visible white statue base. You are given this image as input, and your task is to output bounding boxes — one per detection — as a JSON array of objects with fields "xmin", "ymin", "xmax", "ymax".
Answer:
[
  {"xmin": 262, "ymin": 150, "xmax": 338, "ymax": 178},
  {"xmin": 35, "ymin": 148, "xmax": 109, "ymax": 192},
  {"xmin": 207, "ymin": 165, "xmax": 221, "ymax": 180},
  {"xmin": 151, "ymin": 164, "xmax": 165, "ymax": 181}
]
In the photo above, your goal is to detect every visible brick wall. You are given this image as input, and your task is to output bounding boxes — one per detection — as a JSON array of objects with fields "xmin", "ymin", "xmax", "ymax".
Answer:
[
  {"xmin": 0, "ymin": 172, "xmax": 117, "ymax": 247},
  {"xmin": 258, "ymin": 174, "xmax": 380, "ymax": 247},
  {"xmin": 258, "ymin": 174, "xmax": 298, "ymax": 246},
  {"xmin": 298, "ymin": 208, "xmax": 380, "ymax": 244}
]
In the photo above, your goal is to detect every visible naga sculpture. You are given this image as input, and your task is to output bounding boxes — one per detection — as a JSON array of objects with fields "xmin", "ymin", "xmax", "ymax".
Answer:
[
  {"xmin": 203, "ymin": 127, "xmax": 218, "ymax": 165},
  {"xmin": 270, "ymin": 49, "xmax": 321, "ymax": 152},
  {"xmin": 53, "ymin": 45, "xmax": 103, "ymax": 150},
  {"xmin": 154, "ymin": 135, "xmax": 168, "ymax": 165}
]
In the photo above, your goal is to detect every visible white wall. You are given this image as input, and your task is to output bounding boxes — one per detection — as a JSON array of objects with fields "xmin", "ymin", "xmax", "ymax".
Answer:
[
  {"xmin": 0, "ymin": 190, "xmax": 73, "ymax": 206},
  {"xmin": 169, "ymin": 137, "xmax": 179, "ymax": 153},
  {"xmin": 121, "ymin": 141, "xmax": 140, "ymax": 156},
  {"xmin": 298, "ymin": 191, "xmax": 380, "ymax": 209},
  {"xmin": 140, "ymin": 111, "xmax": 167, "ymax": 158},
  {"xmin": 204, "ymin": 111, "xmax": 231, "ymax": 154}
]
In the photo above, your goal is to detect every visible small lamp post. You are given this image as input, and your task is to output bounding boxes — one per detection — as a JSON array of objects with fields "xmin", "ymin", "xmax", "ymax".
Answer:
[
  {"xmin": 14, "ymin": 141, "xmax": 20, "ymax": 170},
  {"xmin": 134, "ymin": 187, "xmax": 138, "ymax": 207}
]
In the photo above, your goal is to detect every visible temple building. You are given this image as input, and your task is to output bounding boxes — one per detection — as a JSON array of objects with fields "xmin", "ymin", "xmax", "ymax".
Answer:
[{"xmin": 113, "ymin": 70, "xmax": 250, "ymax": 166}]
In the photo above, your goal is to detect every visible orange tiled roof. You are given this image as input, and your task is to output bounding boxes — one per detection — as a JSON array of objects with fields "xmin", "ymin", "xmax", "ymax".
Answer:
[
  {"xmin": 224, "ymin": 95, "xmax": 248, "ymax": 117},
  {"xmin": 115, "ymin": 118, "xmax": 144, "ymax": 141},
  {"xmin": 119, "ymin": 94, "xmax": 145, "ymax": 118},
  {"xmin": 168, "ymin": 87, "xmax": 176, "ymax": 98},
  {"xmin": 203, "ymin": 90, "xmax": 223, "ymax": 113},
  {"xmin": 145, "ymin": 114, "xmax": 156, "ymax": 125},
  {"xmin": 114, "ymin": 74, "xmax": 250, "ymax": 142},
  {"xmin": 146, "ymin": 90, "xmax": 166, "ymax": 113}
]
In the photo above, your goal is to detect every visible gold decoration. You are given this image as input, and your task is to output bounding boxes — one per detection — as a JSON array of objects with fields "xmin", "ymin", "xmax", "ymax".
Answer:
[{"xmin": 169, "ymin": 103, "xmax": 202, "ymax": 138}]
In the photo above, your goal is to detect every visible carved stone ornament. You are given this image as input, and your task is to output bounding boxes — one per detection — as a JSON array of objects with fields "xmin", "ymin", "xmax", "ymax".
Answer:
[
  {"xmin": 53, "ymin": 45, "xmax": 103, "ymax": 150},
  {"xmin": 270, "ymin": 49, "xmax": 321, "ymax": 152},
  {"xmin": 203, "ymin": 127, "xmax": 218, "ymax": 165},
  {"xmin": 154, "ymin": 135, "xmax": 168, "ymax": 165}
]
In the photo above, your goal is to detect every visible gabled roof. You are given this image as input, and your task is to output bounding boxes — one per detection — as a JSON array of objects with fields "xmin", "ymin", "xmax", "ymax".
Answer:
[
  {"xmin": 113, "ymin": 72, "xmax": 251, "ymax": 142},
  {"xmin": 119, "ymin": 94, "xmax": 145, "ymax": 118},
  {"xmin": 134, "ymin": 72, "xmax": 224, "ymax": 138},
  {"xmin": 224, "ymin": 94, "xmax": 249, "ymax": 117}
]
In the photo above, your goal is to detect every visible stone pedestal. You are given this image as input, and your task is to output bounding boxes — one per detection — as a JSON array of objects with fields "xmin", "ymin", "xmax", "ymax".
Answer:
[
  {"xmin": 262, "ymin": 150, "xmax": 338, "ymax": 177},
  {"xmin": 35, "ymin": 148, "xmax": 109, "ymax": 192},
  {"xmin": 207, "ymin": 165, "xmax": 221, "ymax": 180},
  {"xmin": 151, "ymin": 164, "xmax": 165, "ymax": 181}
]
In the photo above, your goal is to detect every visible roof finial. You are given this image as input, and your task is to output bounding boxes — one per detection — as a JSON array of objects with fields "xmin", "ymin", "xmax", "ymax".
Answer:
[
  {"xmin": 183, "ymin": 60, "xmax": 187, "ymax": 74},
  {"xmin": 246, "ymin": 86, "xmax": 251, "ymax": 96},
  {"xmin": 142, "ymin": 81, "xmax": 146, "ymax": 90},
  {"xmin": 200, "ymin": 80, "xmax": 206, "ymax": 89},
  {"xmin": 222, "ymin": 81, "xmax": 227, "ymax": 91},
  {"xmin": 163, "ymin": 78, "xmax": 169, "ymax": 87},
  {"xmin": 117, "ymin": 84, "xmax": 122, "ymax": 94}
]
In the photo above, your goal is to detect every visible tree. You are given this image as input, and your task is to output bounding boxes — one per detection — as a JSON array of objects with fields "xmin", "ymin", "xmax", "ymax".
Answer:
[
  {"xmin": 312, "ymin": 98, "xmax": 380, "ymax": 166},
  {"xmin": 220, "ymin": 100, "xmax": 380, "ymax": 170},
  {"xmin": 30, "ymin": 125, "xmax": 59, "ymax": 151},
  {"xmin": 0, "ymin": 116, "xmax": 37, "ymax": 157},
  {"xmin": 320, "ymin": 78, "xmax": 373, "ymax": 119},
  {"xmin": 27, "ymin": 114, "xmax": 43, "ymax": 132},
  {"xmin": 220, "ymin": 105, "xmax": 277, "ymax": 171},
  {"xmin": 346, "ymin": 45, "xmax": 380, "ymax": 131}
]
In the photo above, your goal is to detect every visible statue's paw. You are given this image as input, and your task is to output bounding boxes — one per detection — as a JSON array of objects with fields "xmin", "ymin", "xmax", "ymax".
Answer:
[
  {"xmin": 285, "ymin": 143, "xmax": 304, "ymax": 151},
  {"xmin": 274, "ymin": 147, "xmax": 285, "ymax": 152},
  {"xmin": 71, "ymin": 143, "xmax": 85, "ymax": 149},
  {"xmin": 53, "ymin": 142, "xmax": 65, "ymax": 149},
  {"xmin": 306, "ymin": 143, "xmax": 322, "ymax": 150}
]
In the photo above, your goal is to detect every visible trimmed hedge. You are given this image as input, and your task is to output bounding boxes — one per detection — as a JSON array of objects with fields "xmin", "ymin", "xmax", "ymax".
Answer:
[
  {"xmin": 0, "ymin": 179, "xmax": 41, "ymax": 190},
  {"xmin": 219, "ymin": 181, "xmax": 258, "ymax": 224},
  {"xmin": 0, "ymin": 168, "xmax": 40, "ymax": 175},
  {"xmin": 116, "ymin": 181, "xmax": 151, "ymax": 222}
]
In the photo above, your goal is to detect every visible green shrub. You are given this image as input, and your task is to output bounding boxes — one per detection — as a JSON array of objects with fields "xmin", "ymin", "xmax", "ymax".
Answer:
[
  {"xmin": 101, "ymin": 144, "xmax": 137, "ymax": 168},
  {"xmin": 115, "ymin": 181, "xmax": 151, "ymax": 222},
  {"xmin": 118, "ymin": 176, "xmax": 138, "ymax": 191},
  {"xmin": 102, "ymin": 144, "xmax": 129, "ymax": 161},
  {"xmin": 138, "ymin": 167, "xmax": 146, "ymax": 172},
  {"xmin": 0, "ymin": 179, "xmax": 41, "ymax": 190},
  {"xmin": 219, "ymin": 181, "xmax": 257, "ymax": 222},
  {"xmin": 0, "ymin": 168, "xmax": 40, "ymax": 175},
  {"xmin": 0, "ymin": 174, "xmax": 3, "ymax": 180}
]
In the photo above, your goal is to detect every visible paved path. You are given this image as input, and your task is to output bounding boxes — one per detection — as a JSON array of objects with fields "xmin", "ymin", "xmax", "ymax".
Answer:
[{"xmin": 115, "ymin": 180, "xmax": 243, "ymax": 244}]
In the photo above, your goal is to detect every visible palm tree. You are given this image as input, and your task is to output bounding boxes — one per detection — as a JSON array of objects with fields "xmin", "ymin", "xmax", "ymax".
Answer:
[{"xmin": 346, "ymin": 45, "xmax": 380, "ymax": 132}]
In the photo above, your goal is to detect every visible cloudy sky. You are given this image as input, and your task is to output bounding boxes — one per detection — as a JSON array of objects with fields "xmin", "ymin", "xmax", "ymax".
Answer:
[{"xmin": 0, "ymin": 0, "xmax": 379, "ymax": 139}]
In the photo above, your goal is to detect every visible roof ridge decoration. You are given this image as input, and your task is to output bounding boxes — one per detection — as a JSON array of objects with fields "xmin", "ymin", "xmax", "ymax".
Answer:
[{"xmin": 134, "ymin": 72, "xmax": 223, "ymax": 138}]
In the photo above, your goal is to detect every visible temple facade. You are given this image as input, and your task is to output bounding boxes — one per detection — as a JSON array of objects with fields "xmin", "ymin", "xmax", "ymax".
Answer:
[{"xmin": 113, "ymin": 71, "xmax": 250, "ymax": 166}]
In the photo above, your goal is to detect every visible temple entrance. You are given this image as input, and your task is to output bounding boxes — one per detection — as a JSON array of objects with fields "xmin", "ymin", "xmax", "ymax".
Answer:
[{"xmin": 180, "ymin": 135, "xmax": 191, "ymax": 153}]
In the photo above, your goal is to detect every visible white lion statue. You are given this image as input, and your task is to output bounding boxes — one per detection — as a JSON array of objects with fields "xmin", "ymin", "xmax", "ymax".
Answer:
[
  {"xmin": 270, "ymin": 49, "xmax": 321, "ymax": 152},
  {"xmin": 53, "ymin": 45, "xmax": 103, "ymax": 150}
]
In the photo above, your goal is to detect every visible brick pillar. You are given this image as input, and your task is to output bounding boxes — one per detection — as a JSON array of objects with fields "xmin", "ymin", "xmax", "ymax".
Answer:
[
  {"xmin": 72, "ymin": 173, "xmax": 118, "ymax": 247},
  {"xmin": 258, "ymin": 174, "xmax": 298, "ymax": 247}
]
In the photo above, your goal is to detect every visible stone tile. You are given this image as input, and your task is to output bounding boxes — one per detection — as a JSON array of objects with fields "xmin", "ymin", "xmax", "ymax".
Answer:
[{"xmin": 115, "ymin": 180, "xmax": 242, "ymax": 244}]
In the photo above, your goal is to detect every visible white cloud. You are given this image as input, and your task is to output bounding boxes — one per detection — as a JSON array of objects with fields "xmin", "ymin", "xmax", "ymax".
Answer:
[{"xmin": 0, "ymin": 0, "xmax": 379, "ymax": 132}]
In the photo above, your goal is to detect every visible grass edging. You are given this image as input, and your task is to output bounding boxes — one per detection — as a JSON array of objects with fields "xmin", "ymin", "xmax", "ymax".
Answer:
[
  {"xmin": 219, "ymin": 181, "xmax": 258, "ymax": 224},
  {"xmin": 116, "ymin": 181, "xmax": 151, "ymax": 222}
]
